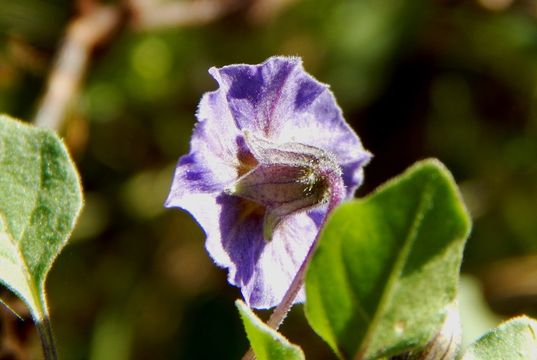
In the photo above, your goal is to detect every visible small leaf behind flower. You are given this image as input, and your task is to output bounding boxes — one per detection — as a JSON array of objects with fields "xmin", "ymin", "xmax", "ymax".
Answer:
[
  {"xmin": 0, "ymin": 114, "xmax": 82, "ymax": 324},
  {"xmin": 236, "ymin": 300, "xmax": 305, "ymax": 360},
  {"xmin": 462, "ymin": 316, "xmax": 537, "ymax": 360},
  {"xmin": 305, "ymin": 159, "xmax": 471, "ymax": 359}
]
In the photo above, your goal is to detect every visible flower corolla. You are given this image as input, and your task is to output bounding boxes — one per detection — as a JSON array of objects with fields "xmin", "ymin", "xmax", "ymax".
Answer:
[{"xmin": 166, "ymin": 56, "xmax": 371, "ymax": 308}]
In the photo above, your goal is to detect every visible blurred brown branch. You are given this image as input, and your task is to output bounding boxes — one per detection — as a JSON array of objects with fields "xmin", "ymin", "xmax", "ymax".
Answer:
[
  {"xmin": 33, "ymin": 4, "xmax": 121, "ymax": 129},
  {"xmin": 33, "ymin": 0, "xmax": 249, "ymax": 131},
  {"xmin": 247, "ymin": 0, "xmax": 298, "ymax": 23},
  {"xmin": 130, "ymin": 0, "xmax": 244, "ymax": 30},
  {"xmin": 482, "ymin": 255, "xmax": 537, "ymax": 314}
]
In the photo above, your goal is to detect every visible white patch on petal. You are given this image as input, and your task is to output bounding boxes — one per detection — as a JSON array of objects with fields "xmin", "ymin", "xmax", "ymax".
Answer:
[{"xmin": 244, "ymin": 212, "xmax": 316, "ymax": 308}]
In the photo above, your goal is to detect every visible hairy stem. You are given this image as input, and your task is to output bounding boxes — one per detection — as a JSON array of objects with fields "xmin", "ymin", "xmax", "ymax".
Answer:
[
  {"xmin": 265, "ymin": 227, "xmax": 322, "ymax": 329},
  {"xmin": 241, "ymin": 179, "xmax": 344, "ymax": 360},
  {"xmin": 36, "ymin": 316, "xmax": 58, "ymax": 360},
  {"xmin": 268, "ymin": 177, "xmax": 345, "ymax": 328},
  {"xmin": 240, "ymin": 214, "xmax": 329, "ymax": 360}
]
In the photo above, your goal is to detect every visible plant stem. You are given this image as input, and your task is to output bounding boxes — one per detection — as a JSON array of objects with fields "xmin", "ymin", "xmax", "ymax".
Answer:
[
  {"xmin": 241, "ymin": 178, "xmax": 345, "ymax": 360},
  {"xmin": 265, "ymin": 229, "xmax": 322, "ymax": 329},
  {"xmin": 266, "ymin": 178, "xmax": 344, "ymax": 330},
  {"xmin": 240, "ymin": 220, "xmax": 327, "ymax": 360},
  {"xmin": 36, "ymin": 316, "xmax": 58, "ymax": 360}
]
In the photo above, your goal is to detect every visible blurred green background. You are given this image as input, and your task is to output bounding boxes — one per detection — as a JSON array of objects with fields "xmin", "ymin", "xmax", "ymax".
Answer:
[{"xmin": 1, "ymin": 0, "xmax": 537, "ymax": 358}]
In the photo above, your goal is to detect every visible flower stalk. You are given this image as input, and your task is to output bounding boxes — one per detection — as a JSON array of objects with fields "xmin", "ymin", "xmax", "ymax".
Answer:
[
  {"xmin": 36, "ymin": 316, "xmax": 58, "ymax": 360},
  {"xmin": 266, "ymin": 168, "xmax": 344, "ymax": 329},
  {"xmin": 241, "ymin": 177, "xmax": 344, "ymax": 360}
]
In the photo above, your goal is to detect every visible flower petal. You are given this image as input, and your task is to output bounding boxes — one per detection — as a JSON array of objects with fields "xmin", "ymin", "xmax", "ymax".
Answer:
[
  {"xmin": 169, "ymin": 192, "xmax": 234, "ymax": 269},
  {"xmin": 210, "ymin": 56, "xmax": 371, "ymax": 197},
  {"xmin": 246, "ymin": 212, "xmax": 318, "ymax": 308},
  {"xmin": 216, "ymin": 194, "xmax": 317, "ymax": 308},
  {"xmin": 210, "ymin": 57, "xmax": 307, "ymax": 138},
  {"xmin": 277, "ymin": 87, "xmax": 372, "ymax": 196},
  {"xmin": 165, "ymin": 90, "xmax": 244, "ymax": 207}
]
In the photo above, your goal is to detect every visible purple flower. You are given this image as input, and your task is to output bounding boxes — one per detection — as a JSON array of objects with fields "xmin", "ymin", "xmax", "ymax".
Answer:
[{"xmin": 165, "ymin": 56, "xmax": 371, "ymax": 309}]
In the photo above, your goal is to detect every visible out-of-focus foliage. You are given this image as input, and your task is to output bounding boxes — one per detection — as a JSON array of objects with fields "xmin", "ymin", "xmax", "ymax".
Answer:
[
  {"xmin": 1, "ymin": 0, "xmax": 537, "ymax": 358},
  {"xmin": 461, "ymin": 316, "xmax": 537, "ymax": 359}
]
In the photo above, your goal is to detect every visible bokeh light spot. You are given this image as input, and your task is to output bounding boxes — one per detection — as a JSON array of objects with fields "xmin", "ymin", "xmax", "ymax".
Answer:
[{"xmin": 131, "ymin": 37, "xmax": 173, "ymax": 81}]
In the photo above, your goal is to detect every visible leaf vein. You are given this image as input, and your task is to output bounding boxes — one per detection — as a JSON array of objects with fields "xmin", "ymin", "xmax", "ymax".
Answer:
[{"xmin": 357, "ymin": 177, "xmax": 435, "ymax": 358}]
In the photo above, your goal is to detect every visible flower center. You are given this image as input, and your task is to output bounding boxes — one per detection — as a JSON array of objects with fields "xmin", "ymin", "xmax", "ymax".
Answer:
[{"xmin": 225, "ymin": 131, "xmax": 344, "ymax": 241}]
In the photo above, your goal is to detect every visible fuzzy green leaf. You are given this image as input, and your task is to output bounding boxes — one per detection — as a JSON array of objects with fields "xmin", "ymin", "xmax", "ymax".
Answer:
[
  {"xmin": 305, "ymin": 159, "xmax": 471, "ymax": 359},
  {"xmin": 462, "ymin": 316, "xmax": 537, "ymax": 360},
  {"xmin": 236, "ymin": 300, "xmax": 305, "ymax": 360},
  {"xmin": 0, "ymin": 114, "xmax": 82, "ymax": 323}
]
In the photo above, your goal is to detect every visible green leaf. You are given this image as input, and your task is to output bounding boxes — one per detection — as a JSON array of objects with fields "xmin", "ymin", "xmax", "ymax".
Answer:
[
  {"xmin": 0, "ymin": 115, "xmax": 82, "ymax": 326},
  {"xmin": 462, "ymin": 316, "xmax": 537, "ymax": 360},
  {"xmin": 305, "ymin": 159, "xmax": 471, "ymax": 359},
  {"xmin": 236, "ymin": 300, "xmax": 305, "ymax": 360}
]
